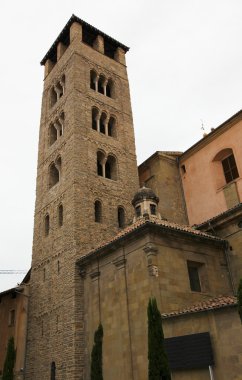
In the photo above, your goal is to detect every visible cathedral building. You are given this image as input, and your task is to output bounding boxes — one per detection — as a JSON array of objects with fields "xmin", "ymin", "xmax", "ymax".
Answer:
[{"xmin": 1, "ymin": 14, "xmax": 242, "ymax": 380}]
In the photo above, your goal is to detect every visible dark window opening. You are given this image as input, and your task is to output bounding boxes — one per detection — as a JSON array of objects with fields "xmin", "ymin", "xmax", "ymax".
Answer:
[
  {"xmin": 100, "ymin": 113, "xmax": 106, "ymax": 134},
  {"xmin": 50, "ymin": 87, "xmax": 57, "ymax": 107},
  {"xmin": 95, "ymin": 201, "xmax": 102, "ymax": 223},
  {"xmin": 57, "ymin": 260, "xmax": 60, "ymax": 274},
  {"xmin": 82, "ymin": 26, "xmax": 97, "ymax": 48},
  {"xmin": 135, "ymin": 206, "xmax": 141, "ymax": 217},
  {"xmin": 92, "ymin": 107, "xmax": 98, "ymax": 130},
  {"xmin": 97, "ymin": 160, "xmax": 103, "ymax": 176},
  {"xmin": 90, "ymin": 70, "xmax": 97, "ymax": 90},
  {"xmin": 49, "ymin": 163, "xmax": 60, "ymax": 188},
  {"xmin": 104, "ymin": 40, "xmax": 116, "ymax": 59},
  {"xmin": 106, "ymin": 161, "xmax": 111, "ymax": 179},
  {"xmin": 222, "ymin": 154, "xmax": 239, "ymax": 184},
  {"xmin": 45, "ymin": 214, "xmax": 50, "ymax": 236},
  {"xmin": 118, "ymin": 207, "xmax": 125, "ymax": 228},
  {"xmin": 181, "ymin": 164, "xmax": 186, "ymax": 174},
  {"xmin": 150, "ymin": 204, "xmax": 156, "ymax": 215},
  {"xmin": 106, "ymin": 155, "xmax": 117, "ymax": 180},
  {"xmin": 108, "ymin": 117, "xmax": 116, "ymax": 137},
  {"xmin": 49, "ymin": 124, "xmax": 57, "ymax": 146},
  {"xmin": 98, "ymin": 75, "xmax": 105, "ymax": 94},
  {"xmin": 106, "ymin": 79, "xmax": 113, "ymax": 98},
  {"xmin": 51, "ymin": 361, "xmax": 56, "ymax": 380},
  {"xmin": 187, "ymin": 262, "xmax": 201, "ymax": 292},
  {"xmin": 58, "ymin": 204, "xmax": 63, "ymax": 227}
]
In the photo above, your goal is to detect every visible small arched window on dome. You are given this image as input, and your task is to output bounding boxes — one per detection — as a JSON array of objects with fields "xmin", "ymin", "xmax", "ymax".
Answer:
[
  {"xmin": 150, "ymin": 204, "xmax": 157, "ymax": 215},
  {"xmin": 118, "ymin": 207, "xmax": 125, "ymax": 228},
  {"xmin": 95, "ymin": 200, "xmax": 102, "ymax": 223}
]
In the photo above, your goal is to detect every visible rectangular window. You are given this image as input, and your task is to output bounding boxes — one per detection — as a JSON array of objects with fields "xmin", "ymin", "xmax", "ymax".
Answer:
[
  {"xmin": 222, "ymin": 154, "xmax": 239, "ymax": 184},
  {"xmin": 187, "ymin": 262, "xmax": 201, "ymax": 292}
]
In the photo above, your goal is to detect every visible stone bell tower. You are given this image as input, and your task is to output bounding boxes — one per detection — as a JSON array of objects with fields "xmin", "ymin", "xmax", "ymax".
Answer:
[{"xmin": 25, "ymin": 15, "xmax": 139, "ymax": 380}]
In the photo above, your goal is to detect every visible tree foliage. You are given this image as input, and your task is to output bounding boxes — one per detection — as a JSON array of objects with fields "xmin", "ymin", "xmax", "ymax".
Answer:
[
  {"xmin": 2, "ymin": 337, "xmax": 15, "ymax": 380},
  {"xmin": 238, "ymin": 279, "xmax": 242, "ymax": 324},
  {"xmin": 91, "ymin": 324, "xmax": 103, "ymax": 380},
  {"xmin": 148, "ymin": 298, "xmax": 171, "ymax": 380}
]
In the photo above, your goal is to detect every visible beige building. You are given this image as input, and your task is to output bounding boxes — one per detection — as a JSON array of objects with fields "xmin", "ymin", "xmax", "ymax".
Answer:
[{"xmin": 1, "ymin": 13, "xmax": 242, "ymax": 380}]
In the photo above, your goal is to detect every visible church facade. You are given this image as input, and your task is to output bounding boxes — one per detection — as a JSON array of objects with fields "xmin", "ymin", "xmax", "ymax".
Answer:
[{"xmin": 1, "ymin": 14, "xmax": 242, "ymax": 380}]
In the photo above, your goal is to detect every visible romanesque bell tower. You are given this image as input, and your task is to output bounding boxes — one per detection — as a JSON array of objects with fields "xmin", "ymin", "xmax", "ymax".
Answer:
[{"xmin": 25, "ymin": 15, "xmax": 139, "ymax": 380}]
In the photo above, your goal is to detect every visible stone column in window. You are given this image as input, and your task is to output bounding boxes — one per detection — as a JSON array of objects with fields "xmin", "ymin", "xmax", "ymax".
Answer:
[
  {"xmin": 96, "ymin": 112, "xmax": 101, "ymax": 133},
  {"xmin": 103, "ymin": 78, "xmax": 108, "ymax": 97}
]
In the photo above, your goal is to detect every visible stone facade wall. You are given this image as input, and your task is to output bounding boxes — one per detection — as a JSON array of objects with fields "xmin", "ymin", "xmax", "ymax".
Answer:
[
  {"xmin": 80, "ymin": 227, "xmax": 233, "ymax": 380},
  {"xmin": 163, "ymin": 307, "xmax": 242, "ymax": 380},
  {"xmin": 25, "ymin": 22, "xmax": 139, "ymax": 380},
  {"xmin": 139, "ymin": 153, "xmax": 188, "ymax": 224}
]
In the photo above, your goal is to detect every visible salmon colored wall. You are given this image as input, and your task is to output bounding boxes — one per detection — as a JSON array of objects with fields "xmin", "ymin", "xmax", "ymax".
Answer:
[{"xmin": 180, "ymin": 121, "xmax": 242, "ymax": 225}]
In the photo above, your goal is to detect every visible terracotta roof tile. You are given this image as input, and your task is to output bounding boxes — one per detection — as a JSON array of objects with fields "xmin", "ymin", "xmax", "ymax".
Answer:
[
  {"xmin": 162, "ymin": 295, "xmax": 237, "ymax": 318},
  {"xmin": 78, "ymin": 216, "xmax": 225, "ymax": 263}
]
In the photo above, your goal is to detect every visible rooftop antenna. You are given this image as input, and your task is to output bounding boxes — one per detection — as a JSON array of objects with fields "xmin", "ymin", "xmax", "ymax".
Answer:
[{"xmin": 200, "ymin": 119, "xmax": 207, "ymax": 137}]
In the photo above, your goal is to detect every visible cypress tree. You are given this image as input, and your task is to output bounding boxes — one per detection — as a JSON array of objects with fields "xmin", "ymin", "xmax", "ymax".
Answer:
[
  {"xmin": 2, "ymin": 337, "xmax": 15, "ymax": 380},
  {"xmin": 148, "ymin": 298, "xmax": 171, "ymax": 380},
  {"xmin": 238, "ymin": 278, "xmax": 242, "ymax": 323},
  {"xmin": 90, "ymin": 323, "xmax": 103, "ymax": 380}
]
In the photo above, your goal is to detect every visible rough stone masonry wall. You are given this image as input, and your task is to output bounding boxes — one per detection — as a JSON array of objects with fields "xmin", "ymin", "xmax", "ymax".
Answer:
[{"xmin": 25, "ymin": 23, "xmax": 139, "ymax": 380}]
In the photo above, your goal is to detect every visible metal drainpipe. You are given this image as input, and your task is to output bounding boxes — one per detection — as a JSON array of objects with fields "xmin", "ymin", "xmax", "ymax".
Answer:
[
  {"xmin": 209, "ymin": 365, "xmax": 215, "ymax": 380},
  {"xmin": 224, "ymin": 241, "xmax": 236, "ymax": 295}
]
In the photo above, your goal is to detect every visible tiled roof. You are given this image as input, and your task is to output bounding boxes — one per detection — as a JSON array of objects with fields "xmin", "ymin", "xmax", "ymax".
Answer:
[
  {"xmin": 195, "ymin": 203, "xmax": 242, "ymax": 228},
  {"xmin": 77, "ymin": 216, "xmax": 225, "ymax": 263},
  {"xmin": 162, "ymin": 295, "xmax": 237, "ymax": 318}
]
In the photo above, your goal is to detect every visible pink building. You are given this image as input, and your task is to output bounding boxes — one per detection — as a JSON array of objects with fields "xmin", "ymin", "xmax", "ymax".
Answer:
[{"xmin": 179, "ymin": 110, "xmax": 242, "ymax": 225}]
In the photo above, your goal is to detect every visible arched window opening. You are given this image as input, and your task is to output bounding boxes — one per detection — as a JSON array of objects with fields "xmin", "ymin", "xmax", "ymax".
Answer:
[
  {"xmin": 97, "ymin": 151, "xmax": 105, "ymax": 177},
  {"xmin": 44, "ymin": 214, "xmax": 50, "ymax": 236},
  {"xmin": 222, "ymin": 154, "xmax": 239, "ymax": 184},
  {"xmin": 100, "ymin": 113, "xmax": 107, "ymax": 134},
  {"xmin": 135, "ymin": 206, "xmax": 141, "ymax": 217},
  {"xmin": 92, "ymin": 107, "xmax": 99, "ymax": 131},
  {"xmin": 213, "ymin": 148, "xmax": 239, "ymax": 187},
  {"xmin": 95, "ymin": 200, "xmax": 102, "ymax": 223},
  {"xmin": 49, "ymin": 162, "xmax": 60, "ymax": 188},
  {"xmin": 98, "ymin": 75, "xmax": 105, "ymax": 94},
  {"xmin": 51, "ymin": 361, "xmax": 56, "ymax": 380},
  {"xmin": 90, "ymin": 70, "xmax": 97, "ymax": 91},
  {"xmin": 150, "ymin": 204, "xmax": 157, "ymax": 215},
  {"xmin": 49, "ymin": 124, "xmax": 57, "ymax": 146},
  {"xmin": 50, "ymin": 87, "xmax": 57, "ymax": 107},
  {"xmin": 108, "ymin": 117, "xmax": 116, "ymax": 137},
  {"xmin": 118, "ymin": 207, "xmax": 125, "ymax": 228},
  {"xmin": 106, "ymin": 155, "xmax": 117, "ymax": 180},
  {"xmin": 106, "ymin": 79, "xmax": 113, "ymax": 98},
  {"xmin": 56, "ymin": 82, "xmax": 63, "ymax": 99},
  {"xmin": 58, "ymin": 204, "xmax": 63, "ymax": 227}
]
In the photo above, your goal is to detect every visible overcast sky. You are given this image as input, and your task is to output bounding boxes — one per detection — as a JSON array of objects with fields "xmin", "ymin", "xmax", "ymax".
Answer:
[{"xmin": 1, "ymin": 0, "xmax": 242, "ymax": 291}]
